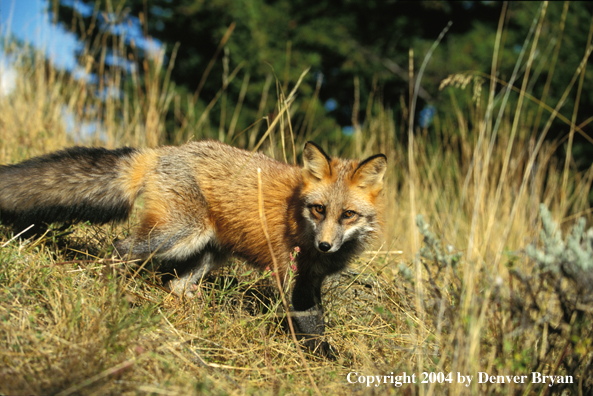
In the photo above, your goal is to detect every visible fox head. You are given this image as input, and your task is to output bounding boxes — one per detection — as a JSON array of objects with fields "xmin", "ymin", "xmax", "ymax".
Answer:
[{"xmin": 300, "ymin": 142, "xmax": 387, "ymax": 254}]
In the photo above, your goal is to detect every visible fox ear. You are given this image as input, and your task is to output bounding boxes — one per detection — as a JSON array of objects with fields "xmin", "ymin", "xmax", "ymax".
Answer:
[
  {"xmin": 352, "ymin": 154, "xmax": 387, "ymax": 191},
  {"xmin": 302, "ymin": 141, "xmax": 332, "ymax": 180}
]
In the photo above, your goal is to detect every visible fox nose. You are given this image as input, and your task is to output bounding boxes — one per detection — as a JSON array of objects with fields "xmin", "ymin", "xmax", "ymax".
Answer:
[{"xmin": 318, "ymin": 242, "xmax": 332, "ymax": 252}]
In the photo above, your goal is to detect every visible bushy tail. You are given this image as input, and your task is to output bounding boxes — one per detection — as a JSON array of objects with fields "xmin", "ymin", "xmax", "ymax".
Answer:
[{"xmin": 0, "ymin": 147, "xmax": 147, "ymax": 231}]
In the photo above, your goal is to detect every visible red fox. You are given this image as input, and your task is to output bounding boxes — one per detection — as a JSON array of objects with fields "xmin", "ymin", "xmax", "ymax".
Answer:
[{"xmin": 0, "ymin": 140, "xmax": 386, "ymax": 357}]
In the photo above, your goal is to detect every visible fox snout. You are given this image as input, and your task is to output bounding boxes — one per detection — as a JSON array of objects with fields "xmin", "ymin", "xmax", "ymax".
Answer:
[{"xmin": 314, "ymin": 220, "xmax": 344, "ymax": 254}]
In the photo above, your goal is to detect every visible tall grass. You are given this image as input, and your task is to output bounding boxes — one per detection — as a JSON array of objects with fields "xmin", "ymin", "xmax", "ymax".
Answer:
[{"xmin": 1, "ymin": 2, "xmax": 592, "ymax": 395}]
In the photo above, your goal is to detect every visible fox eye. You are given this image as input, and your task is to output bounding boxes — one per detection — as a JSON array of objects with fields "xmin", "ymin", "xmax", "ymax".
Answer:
[
  {"xmin": 313, "ymin": 205, "xmax": 325, "ymax": 214},
  {"xmin": 342, "ymin": 210, "xmax": 356, "ymax": 219}
]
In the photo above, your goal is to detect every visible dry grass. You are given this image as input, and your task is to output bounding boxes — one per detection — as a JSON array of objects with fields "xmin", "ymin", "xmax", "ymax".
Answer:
[{"xmin": 1, "ymin": 3, "xmax": 593, "ymax": 395}]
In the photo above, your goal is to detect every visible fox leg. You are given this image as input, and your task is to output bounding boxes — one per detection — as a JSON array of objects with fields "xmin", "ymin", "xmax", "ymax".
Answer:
[
  {"xmin": 165, "ymin": 247, "xmax": 230, "ymax": 297},
  {"xmin": 115, "ymin": 226, "xmax": 228, "ymax": 297},
  {"xmin": 113, "ymin": 223, "xmax": 216, "ymax": 262},
  {"xmin": 114, "ymin": 216, "xmax": 229, "ymax": 296},
  {"xmin": 113, "ymin": 178, "xmax": 228, "ymax": 296},
  {"xmin": 291, "ymin": 273, "xmax": 335, "ymax": 359}
]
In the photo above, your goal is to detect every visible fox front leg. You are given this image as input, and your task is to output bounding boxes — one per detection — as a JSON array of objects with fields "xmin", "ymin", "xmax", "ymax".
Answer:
[{"xmin": 290, "ymin": 273, "xmax": 335, "ymax": 359}]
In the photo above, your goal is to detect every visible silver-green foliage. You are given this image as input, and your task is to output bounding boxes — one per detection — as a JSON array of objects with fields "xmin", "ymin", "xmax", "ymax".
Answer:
[
  {"xmin": 398, "ymin": 215, "xmax": 462, "ymax": 286},
  {"xmin": 416, "ymin": 214, "xmax": 462, "ymax": 268},
  {"xmin": 527, "ymin": 204, "xmax": 593, "ymax": 299}
]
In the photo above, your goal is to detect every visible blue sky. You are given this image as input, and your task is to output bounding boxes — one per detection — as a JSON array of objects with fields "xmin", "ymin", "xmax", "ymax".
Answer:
[
  {"xmin": 0, "ymin": 0, "xmax": 161, "ymax": 91},
  {"xmin": 0, "ymin": 0, "xmax": 80, "ymax": 71}
]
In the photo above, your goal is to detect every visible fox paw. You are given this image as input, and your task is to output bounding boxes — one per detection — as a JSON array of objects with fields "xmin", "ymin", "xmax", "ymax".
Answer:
[
  {"xmin": 167, "ymin": 280, "xmax": 199, "ymax": 298},
  {"xmin": 302, "ymin": 338, "xmax": 336, "ymax": 360}
]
